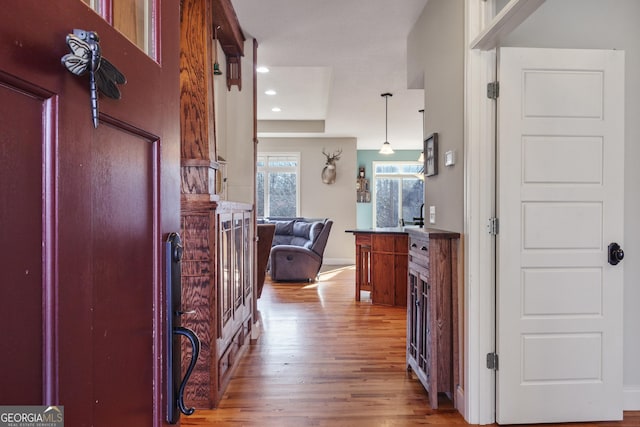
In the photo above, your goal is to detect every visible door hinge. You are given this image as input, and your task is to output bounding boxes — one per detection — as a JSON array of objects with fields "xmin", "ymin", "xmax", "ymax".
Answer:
[
  {"xmin": 487, "ymin": 81, "xmax": 499, "ymax": 99},
  {"xmin": 487, "ymin": 352, "xmax": 499, "ymax": 370},
  {"xmin": 487, "ymin": 217, "xmax": 499, "ymax": 235}
]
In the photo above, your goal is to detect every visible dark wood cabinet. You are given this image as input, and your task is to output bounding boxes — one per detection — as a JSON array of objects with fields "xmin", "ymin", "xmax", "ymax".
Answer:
[
  {"xmin": 406, "ymin": 228, "xmax": 459, "ymax": 409},
  {"xmin": 181, "ymin": 201, "xmax": 253, "ymax": 408},
  {"xmin": 372, "ymin": 234, "xmax": 408, "ymax": 306},
  {"xmin": 352, "ymin": 231, "xmax": 407, "ymax": 307},
  {"xmin": 216, "ymin": 204, "xmax": 253, "ymax": 394}
]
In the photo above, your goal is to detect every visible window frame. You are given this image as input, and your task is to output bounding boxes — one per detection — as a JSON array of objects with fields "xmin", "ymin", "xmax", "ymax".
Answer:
[
  {"xmin": 256, "ymin": 152, "xmax": 301, "ymax": 219},
  {"xmin": 372, "ymin": 160, "xmax": 424, "ymax": 227}
]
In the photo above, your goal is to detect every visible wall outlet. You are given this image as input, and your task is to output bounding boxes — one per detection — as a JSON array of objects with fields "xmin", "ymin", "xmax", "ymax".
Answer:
[{"xmin": 429, "ymin": 206, "xmax": 436, "ymax": 224}]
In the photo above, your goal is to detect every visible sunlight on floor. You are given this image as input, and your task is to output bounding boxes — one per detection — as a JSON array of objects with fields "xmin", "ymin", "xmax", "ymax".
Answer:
[
  {"xmin": 301, "ymin": 265, "xmax": 355, "ymax": 307},
  {"xmin": 316, "ymin": 264, "xmax": 355, "ymax": 281}
]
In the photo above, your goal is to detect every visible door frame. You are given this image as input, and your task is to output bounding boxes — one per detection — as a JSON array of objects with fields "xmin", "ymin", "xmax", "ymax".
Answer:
[
  {"xmin": 463, "ymin": 0, "xmax": 544, "ymax": 424},
  {"xmin": 464, "ymin": 0, "xmax": 634, "ymax": 424}
]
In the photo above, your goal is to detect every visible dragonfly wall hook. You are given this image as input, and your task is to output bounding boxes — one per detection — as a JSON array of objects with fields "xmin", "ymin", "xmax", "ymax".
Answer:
[{"xmin": 61, "ymin": 29, "xmax": 126, "ymax": 128}]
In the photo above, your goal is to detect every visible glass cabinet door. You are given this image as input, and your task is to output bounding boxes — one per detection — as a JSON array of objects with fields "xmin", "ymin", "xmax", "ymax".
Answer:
[
  {"xmin": 219, "ymin": 215, "xmax": 233, "ymax": 328},
  {"xmin": 232, "ymin": 214, "xmax": 244, "ymax": 310},
  {"xmin": 243, "ymin": 213, "xmax": 253, "ymax": 301}
]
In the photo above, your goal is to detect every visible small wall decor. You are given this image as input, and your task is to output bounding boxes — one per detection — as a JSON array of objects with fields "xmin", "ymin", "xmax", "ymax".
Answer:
[
  {"xmin": 356, "ymin": 167, "xmax": 370, "ymax": 203},
  {"xmin": 424, "ymin": 132, "xmax": 438, "ymax": 177},
  {"xmin": 321, "ymin": 148, "xmax": 342, "ymax": 184},
  {"xmin": 61, "ymin": 29, "xmax": 127, "ymax": 128}
]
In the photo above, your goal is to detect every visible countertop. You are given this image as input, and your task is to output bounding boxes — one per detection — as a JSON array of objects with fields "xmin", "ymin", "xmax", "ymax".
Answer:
[
  {"xmin": 345, "ymin": 226, "xmax": 418, "ymax": 235},
  {"xmin": 345, "ymin": 226, "xmax": 460, "ymax": 238}
]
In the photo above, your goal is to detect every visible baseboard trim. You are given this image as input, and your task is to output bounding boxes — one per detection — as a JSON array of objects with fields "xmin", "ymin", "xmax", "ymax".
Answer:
[
  {"xmin": 323, "ymin": 258, "xmax": 355, "ymax": 265},
  {"xmin": 624, "ymin": 386, "xmax": 640, "ymax": 410},
  {"xmin": 456, "ymin": 385, "xmax": 465, "ymax": 417}
]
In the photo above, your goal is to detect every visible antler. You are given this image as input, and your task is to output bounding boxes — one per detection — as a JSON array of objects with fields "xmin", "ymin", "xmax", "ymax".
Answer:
[{"xmin": 322, "ymin": 148, "xmax": 342, "ymax": 162}]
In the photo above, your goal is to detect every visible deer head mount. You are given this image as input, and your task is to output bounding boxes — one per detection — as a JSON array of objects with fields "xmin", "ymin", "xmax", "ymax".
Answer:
[{"xmin": 321, "ymin": 148, "xmax": 342, "ymax": 184}]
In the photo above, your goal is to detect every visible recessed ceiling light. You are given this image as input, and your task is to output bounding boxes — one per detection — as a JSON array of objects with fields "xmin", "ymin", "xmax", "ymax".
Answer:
[
  {"xmin": 256, "ymin": 66, "xmax": 270, "ymax": 73},
  {"xmin": 265, "ymin": 89, "xmax": 277, "ymax": 96},
  {"xmin": 271, "ymin": 107, "xmax": 281, "ymax": 112}
]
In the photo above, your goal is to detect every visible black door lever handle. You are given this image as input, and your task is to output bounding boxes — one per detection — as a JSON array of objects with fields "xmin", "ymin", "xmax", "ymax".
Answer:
[
  {"xmin": 174, "ymin": 326, "xmax": 200, "ymax": 416},
  {"xmin": 166, "ymin": 232, "xmax": 200, "ymax": 424}
]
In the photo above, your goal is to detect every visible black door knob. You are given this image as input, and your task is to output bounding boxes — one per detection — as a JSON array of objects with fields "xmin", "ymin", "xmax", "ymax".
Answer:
[{"xmin": 608, "ymin": 242, "xmax": 624, "ymax": 265}]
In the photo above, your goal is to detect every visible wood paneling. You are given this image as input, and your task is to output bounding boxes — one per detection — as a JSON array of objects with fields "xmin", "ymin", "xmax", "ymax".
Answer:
[
  {"xmin": 180, "ymin": 0, "xmax": 215, "ymax": 162},
  {"xmin": 91, "ymin": 126, "xmax": 156, "ymax": 426},
  {"xmin": 181, "ymin": 212, "xmax": 217, "ymax": 408},
  {"xmin": 0, "ymin": 80, "xmax": 46, "ymax": 405}
]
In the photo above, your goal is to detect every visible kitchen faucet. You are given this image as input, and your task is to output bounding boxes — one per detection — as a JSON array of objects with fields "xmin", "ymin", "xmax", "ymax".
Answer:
[{"xmin": 413, "ymin": 203, "xmax": 425, "ymax": 228}]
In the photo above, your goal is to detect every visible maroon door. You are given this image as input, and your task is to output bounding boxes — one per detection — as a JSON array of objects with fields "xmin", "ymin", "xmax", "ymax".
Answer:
[{"xmin": 0, "ymin": 1, "xmax": 180, "ymax": 426}]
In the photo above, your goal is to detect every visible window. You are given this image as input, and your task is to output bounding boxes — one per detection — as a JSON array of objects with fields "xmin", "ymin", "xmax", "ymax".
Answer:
[
  {"xmin": 256, "ymin": 153, "xmax": 300, "ymax": 219},
  {"xmin": 373, "ymin": 162, "xmax": 424, "ymax": 227},
  {"xmin": 83, "ymin": 0, "xmax": 155, "ymax": 57}
]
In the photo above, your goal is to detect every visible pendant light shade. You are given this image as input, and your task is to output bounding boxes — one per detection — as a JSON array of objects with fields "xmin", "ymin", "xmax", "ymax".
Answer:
[
  {"xmin": 379, "ymin": 93, "xmax": 394, "ymax": 155},
  {"xmin": 380, "ymin": 141, "xmax": 394, "ymax": 155}
]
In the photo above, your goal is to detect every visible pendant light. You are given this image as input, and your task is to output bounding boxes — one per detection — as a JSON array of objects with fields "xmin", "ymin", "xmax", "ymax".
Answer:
[
  {"xmin": 213, "ymin": 25, "xmax": 223, "ymax": 76},
  {"xmin": 379, "ymin": 93, "xmax": 394, "ymax": 154}
]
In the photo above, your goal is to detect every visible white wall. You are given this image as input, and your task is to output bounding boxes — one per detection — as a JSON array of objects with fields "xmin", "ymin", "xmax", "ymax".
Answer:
[
  {"xmin": 407, "ymin": 0, "xmax": 465, "ymax": 233},
  {"xmin": 214, "ymin": 39, "xmax": 255, "ymax": 205},
  {"xmin": 501, "ymin": 0, "xmax": 640, "ymax": 407},
  {"xmin": 258, "ymin": 137, "xmax": 357, "ymax": 264}
]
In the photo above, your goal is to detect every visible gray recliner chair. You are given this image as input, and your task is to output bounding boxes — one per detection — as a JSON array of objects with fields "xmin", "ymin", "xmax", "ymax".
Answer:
[{"xmin": 269, "ymin": 220, "xmax": 333, "ymax": 282}]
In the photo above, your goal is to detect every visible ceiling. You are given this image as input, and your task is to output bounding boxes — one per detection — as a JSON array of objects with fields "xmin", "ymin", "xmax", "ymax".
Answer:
[{"xmin": 230, "ymin": 0, "xmax": 429, "ymax": 150}]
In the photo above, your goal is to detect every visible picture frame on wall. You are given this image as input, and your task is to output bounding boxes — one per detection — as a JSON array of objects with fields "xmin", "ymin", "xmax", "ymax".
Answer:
[{"xmin": 424, "ymin": 132, "xmax": 438, "ymax": 177}]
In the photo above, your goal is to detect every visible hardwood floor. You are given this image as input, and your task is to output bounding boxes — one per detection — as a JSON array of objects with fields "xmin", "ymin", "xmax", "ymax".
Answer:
[{"xmin": 182, "ymin": 265, "xmax": 640, "ymax": 427}]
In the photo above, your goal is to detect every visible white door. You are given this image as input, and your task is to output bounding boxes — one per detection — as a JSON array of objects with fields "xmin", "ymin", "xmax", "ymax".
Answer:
[{"xmin": 496, "ymin": 47, "xmax": 625, "ymax": 424}]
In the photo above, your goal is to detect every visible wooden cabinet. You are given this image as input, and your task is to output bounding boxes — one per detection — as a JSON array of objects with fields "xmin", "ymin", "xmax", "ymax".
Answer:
[
  {"xmin": 178, "ymin": 0, "xmax": 254, "ymax": 410},
  {"xmin": 216, "ymin": 204, "xmax": 253, "ymax": 394},
  {"xmin": 180, "ymin": 201, "xmax": 253, "ymax": 408},
  {"xmin": 406, "ymin": 228, "xmax": 459, "ymax": 409},
  {"xmin": 352, "ymin": 231, "xmax": 407, "ymax": 307},
  {"xmin": 371, "ymin": 234, "xmax": 408, "ymax": 306}
]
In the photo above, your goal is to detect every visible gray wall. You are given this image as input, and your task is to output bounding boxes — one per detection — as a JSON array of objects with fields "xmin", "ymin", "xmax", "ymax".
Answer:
[
  {"xmin": 215, "ymin": 39, "xmax": 256, "ymax": 204},
  {"xmin": 258, "ymin": 137, "xmax": 357, "ymax": 264},
  {"xmin": 501, "ymin": 0, "xmax": 640, "ymax": 397},
  {"xmin": 407, "ymin": 0, "xmax": 465, "ymax": 233}
]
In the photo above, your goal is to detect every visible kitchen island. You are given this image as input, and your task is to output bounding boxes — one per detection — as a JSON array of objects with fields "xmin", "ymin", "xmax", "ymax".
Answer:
[{"xmin": 346, "ymin": 226, "xmax": 413, "ymax": 307}]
